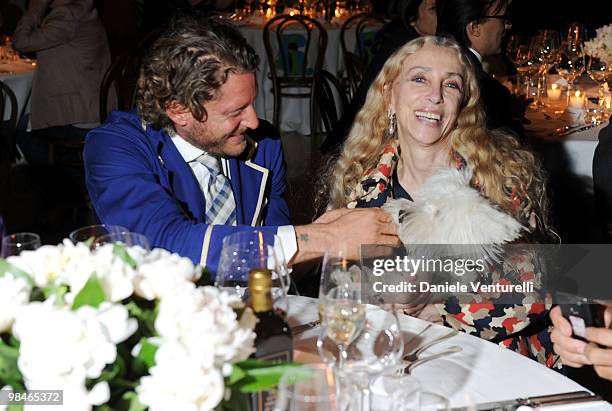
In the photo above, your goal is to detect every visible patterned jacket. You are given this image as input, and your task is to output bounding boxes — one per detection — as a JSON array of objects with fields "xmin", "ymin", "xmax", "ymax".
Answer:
[{"xmin": 348, "ymin": 142, "xmax": 556, "ymax": 367}]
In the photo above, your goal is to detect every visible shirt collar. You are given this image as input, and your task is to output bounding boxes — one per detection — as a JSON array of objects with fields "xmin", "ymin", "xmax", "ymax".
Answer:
[
  {"xmin": 170, "ymin": 132, "xmax": 207, "ymax": 163},
  {"xmin": 468, "ymin": 47, "xmax": 483, "ymax": 63}
]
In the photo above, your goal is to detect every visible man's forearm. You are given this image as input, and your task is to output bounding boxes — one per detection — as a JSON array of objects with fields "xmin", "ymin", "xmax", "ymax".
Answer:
[{"xmin": 291, "ymin": 224, "xmax": 334, "ymax": 265}]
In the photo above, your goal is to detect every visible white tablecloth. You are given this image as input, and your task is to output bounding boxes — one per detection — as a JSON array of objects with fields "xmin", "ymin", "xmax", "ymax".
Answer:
[
  {"xmin": 0, "ymin": 59, "xmax": 36, "ymax": 123},
  {"xmin": 525, "ymin": 104, "xmax": 606, "ymax": 181},
  {"xmin": 287, "ymin": 296, "xmax": 612, "ymax": 410}
]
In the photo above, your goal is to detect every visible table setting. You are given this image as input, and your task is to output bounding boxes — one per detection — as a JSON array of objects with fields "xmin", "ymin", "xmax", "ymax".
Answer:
[
  {"xmin": 504, "ymin": 23, "xmax": 612, "ymax": 182},
  {"xmin": 2, "ymin": 224, "xmax": 612, "ymax": 410}
]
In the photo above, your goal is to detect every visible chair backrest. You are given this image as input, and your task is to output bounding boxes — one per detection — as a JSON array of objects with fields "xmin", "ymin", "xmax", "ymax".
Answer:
[
  {"xmin": 340, "ymin": 13, "xmax": 390, "ymax": 64},
  {"xmin": 99, "ymin": 28, "xmax": 163, "ymax": 123},
  {"xmin": 343, "ymin": 51, "xmax": 366, "ymax": 99},
  {"xmin": 312, "ymin": 70, "xmax": 349, "ymax": 137},
  {"xmin": 263, "ymin": 14, "xmax": 328, "ymax": 83},
  {"xmin": 0, "ymin": 80, "xmax": 18, "ymax": 164}
]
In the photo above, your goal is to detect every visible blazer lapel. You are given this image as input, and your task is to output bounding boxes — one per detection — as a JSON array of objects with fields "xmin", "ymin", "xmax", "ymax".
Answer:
[
  {"xmin": 228, "ymin": 146, "xmax": 269, "ymax": 226},
  {"xmin": 152, "ymin": 129, "xmax": 207, "ymax": 222}
]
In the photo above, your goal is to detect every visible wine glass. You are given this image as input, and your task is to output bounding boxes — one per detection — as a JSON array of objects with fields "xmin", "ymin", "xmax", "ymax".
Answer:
[
  {"xmin": 529, "ymin": 30, "xmax": 560, "ymax": 106},
  {"xmin": 92, "ymin": 231, "xmax": 151, "ymax": 251},
  {"xmin": 320, "ymin": 286, "xmax": 365, "ymax": 369},
  {"xmin": 215, "ymin": 230, "xmax": 290, "ymax": 315},
  {"xmin": 69, "ymin": 224, "xmax": 128, "ymax": 245},
  {"xmin": 2, "ymin": 232, "xmax": 42, "ymax": 257},
  {"xmin": 587, "ymin": 56, "xmax": 612, "ymax": 119},
  {"xmin": 318, "ymin": 305, "xmax": 404, "ymax": 411},
  {"xmin": 319, "ymin": 251, "xmax": 362, "ymax": 321},
  {"xmin": 275, "ymin": 363, "xmax": 347, "ymax": 410},
  {"xmin": 506, "ymin": 34, "xmax": 532, "ymax": 94},
  {"xmin": 555, "ymin": 23, "xmax": 587, "ymax": 105}
]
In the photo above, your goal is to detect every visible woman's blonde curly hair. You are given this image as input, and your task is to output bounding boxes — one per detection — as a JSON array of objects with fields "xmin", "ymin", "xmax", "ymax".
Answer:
[{"xmin": 323, "ymin": 35, "xmax": 552, "ymax": 237}]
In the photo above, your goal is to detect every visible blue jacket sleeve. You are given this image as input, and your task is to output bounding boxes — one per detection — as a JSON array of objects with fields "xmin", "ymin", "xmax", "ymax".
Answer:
[{"xmin": 83, "ymin": 119, "xmax": 281, "ymax": 275}]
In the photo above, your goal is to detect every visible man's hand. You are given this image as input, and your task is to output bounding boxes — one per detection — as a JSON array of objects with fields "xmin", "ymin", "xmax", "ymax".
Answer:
[
  {"xmin": 293, "ymin": 208, "xmax": 399, "ymax": 263},
  {"xmin": 323, "ymin": 208, "xmax": 399, "ymax": 258}
]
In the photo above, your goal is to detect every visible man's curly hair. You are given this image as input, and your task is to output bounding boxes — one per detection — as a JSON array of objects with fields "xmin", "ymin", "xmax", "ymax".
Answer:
[{"xmin": 136, "ymin": 15, "xmax": 259, "ymax": 133}]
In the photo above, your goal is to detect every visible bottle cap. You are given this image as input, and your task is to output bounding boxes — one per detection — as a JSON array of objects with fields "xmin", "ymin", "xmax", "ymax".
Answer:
[{"xmin": 249, "ymin": 268, "xmax": 273, "ymax": 312}]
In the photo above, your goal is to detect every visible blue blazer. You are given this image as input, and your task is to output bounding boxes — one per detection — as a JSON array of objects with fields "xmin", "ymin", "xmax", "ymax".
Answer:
[{"xmin": 84, "ymin": 111, "xmax": 291, "ymax": 273}]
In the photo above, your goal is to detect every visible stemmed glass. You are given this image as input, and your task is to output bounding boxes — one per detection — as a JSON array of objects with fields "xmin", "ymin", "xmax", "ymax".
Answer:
[
  {"xmin": 555, "ymin": 23, "xmax": 587, "ymax": 106},
  {"xmin": 1, "ymin": 232, "xmax": 41, "ymax": 257},
  {"xmin": 215, "ymin": 230, "xmax": 290, "ymax": 315},
  {"xmin": 275, "ymin": 363, "xmax": 346, "ymax": 410},
  {"xmin": 318, "ymin": 251, "xmax": 362, "ymax": 321},
  {"xmin": 320, "ymin": 286, "xmax": 365, "ymax": 369},
  {"xmin": 318, "ymin": 305, "xmax": 404, "ymax": 411},
  {"xmin": 69, "ymin": 224, "xmax": 128, "ymax": 245},
  {"xmin": 92, "ymin": 231, "xmax": 151, "ymax": 251},
  {"xmin": 506, "ymin": 34, "xmax": 532, "ymax": 95},
  {"xmin": 529, "ymin": 30, "xmax": 560, "ymax": 106},
  {"xmin": 587, "ymin": 56, "xmax": 612, "ymax": 121}
]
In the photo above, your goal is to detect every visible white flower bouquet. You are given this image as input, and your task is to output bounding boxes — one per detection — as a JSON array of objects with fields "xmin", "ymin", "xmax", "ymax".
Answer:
[
  {"xmin": 0, "ymin": 240, "xmax": 297, "ymax": 411},
  {"xmin": 584, "ymin": 23, "xmax": 612, "ymax": 65}
]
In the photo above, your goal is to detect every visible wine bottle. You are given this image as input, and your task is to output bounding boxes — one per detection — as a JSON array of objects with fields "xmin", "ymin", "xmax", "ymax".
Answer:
[{"xmin": 249, "ymin": 268, "xmax": 293, "ymax": 411}]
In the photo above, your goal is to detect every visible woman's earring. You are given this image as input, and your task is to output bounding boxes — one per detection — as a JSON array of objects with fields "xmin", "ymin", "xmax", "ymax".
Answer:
[{"xmin": 388, "ymin": 110, "xmax": 397, "ymax": 136}]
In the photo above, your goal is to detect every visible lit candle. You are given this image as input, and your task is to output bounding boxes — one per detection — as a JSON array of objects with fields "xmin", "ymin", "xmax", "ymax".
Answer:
[
  {"xmin": 548, "ymin": 84, "xmax": 561, "ymax": 101},
  {"xmin": 568, "ymin": 91, "xmax": 585, "ymax": 109}
]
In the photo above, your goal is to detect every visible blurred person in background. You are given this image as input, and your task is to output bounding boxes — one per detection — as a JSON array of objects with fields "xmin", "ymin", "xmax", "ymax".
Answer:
[
  {"xmin": 321, "ymin": 0, "xmax": 437, "ymax": 153},
  {"xmin": 436, "ymin": 0, "xmax": 527, "ymax": 139},
  {"xmin": 12, "ymin": 0, "xmax": 114, "ymax": 163}
]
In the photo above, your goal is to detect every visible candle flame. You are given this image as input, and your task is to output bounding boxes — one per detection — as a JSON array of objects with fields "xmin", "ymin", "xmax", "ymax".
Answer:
[
  {"xmin": 258, "ymin": 231, "xmax": 265, "ymax": 268},
  {"xmin": 575, "ymin": 91, "xmax": 581, "ymax": 98},
  {"xmin": 551, "ymin": 84, "xmax": 559, "ymax": 90}
]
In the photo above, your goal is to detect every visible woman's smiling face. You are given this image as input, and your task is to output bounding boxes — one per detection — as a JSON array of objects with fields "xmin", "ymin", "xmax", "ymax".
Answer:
[{"xmin": 390, "ymin": 43, "xmax": 465, "ymax": 148}]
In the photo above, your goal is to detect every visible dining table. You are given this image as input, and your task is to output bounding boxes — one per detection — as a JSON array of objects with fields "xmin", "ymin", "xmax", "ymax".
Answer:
[
  {"xmin": 525, "ymin": 99, "xmax": 607, "ymax": 183},
  {"xmin": 0, "ymin": 57, "xmax": 37, "ymax": 126},
  {"xmin": 286, "ymin": 295, "xmax": 612, "ymax": 410}
]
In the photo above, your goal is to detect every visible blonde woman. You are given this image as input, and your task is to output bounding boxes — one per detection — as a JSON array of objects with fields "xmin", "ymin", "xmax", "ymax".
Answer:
[{"xmin": 322, "ymin": 35, "xmax": 556, "ymax": 365}]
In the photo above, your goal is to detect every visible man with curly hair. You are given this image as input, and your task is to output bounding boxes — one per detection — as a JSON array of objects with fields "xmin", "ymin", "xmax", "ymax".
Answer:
[{"xmin": 84, "ymin": 15, "xmax": 398, "ymax": 276}]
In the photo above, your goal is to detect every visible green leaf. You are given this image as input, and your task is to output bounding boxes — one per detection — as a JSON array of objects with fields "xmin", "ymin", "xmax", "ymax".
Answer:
[
  {"xmin": 42, "ymin": 283, "xmax": 68, "ymax": 306},
  {"xmin": 122, "ymin": 391, "xmax": 146, "ymax": 411},
  {"xmin": 227, "ymin": 364, "xmax": 247, "ymax": 386},
  {"xmin": 83, "ymin": 236, "xmax": 95, "ymax": 248},
  {"xmin": 71, "ymin": 273, "xmax": 107, "ymax": 310},
  {"xmin": 0, "ymin": 340, "xmax": 23, "ymax": 389},
  {"xmin": 7, "ymin": 403, "xmax": 24, "ymax": 411},
  {"xmin": 125, "ymin": 301, "xmax": 157, "ymax": 336},
  {"xmin": 135, "ymin": 338, "xmax": 158, "ymax": 369},
  {"xmin": 113, "ymin": 244, "xmax": 137, "ymax": 269},
  {"xmin": 232, "ymin": 360, "xmax": 304, "ymax": 393},
  {"xmin": 0, "ymin": 259, "xmax": 33, "ymax": 287},
  {"xmin": 98, "ymin": 359, "xmax": 122, "ymax": 383}
]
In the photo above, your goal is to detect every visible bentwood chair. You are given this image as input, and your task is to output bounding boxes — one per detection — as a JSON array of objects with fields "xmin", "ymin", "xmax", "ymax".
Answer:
[
  {"xmin": 339, "ymin": 12, "xmax": 390, "ymax": 64},
  {"xmin": 343, "ymin": 50, "xmax": 366, "ymax": 100},
  {"xmin": 263, "ymin": 14, "xmax": 328, "ymax": 136},
  {"xmin": 99, "ymin": 28, "xmax": 163, "ymax": 123},
  {"xmin": 311, "ymin": 70, "xmax": 349, "ymax": 138}
]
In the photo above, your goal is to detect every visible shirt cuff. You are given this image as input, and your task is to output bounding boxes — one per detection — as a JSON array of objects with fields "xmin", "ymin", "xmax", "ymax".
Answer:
[{"xmin": 276, "ymin": 225, "xmax": 297, "ymax": 264}]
